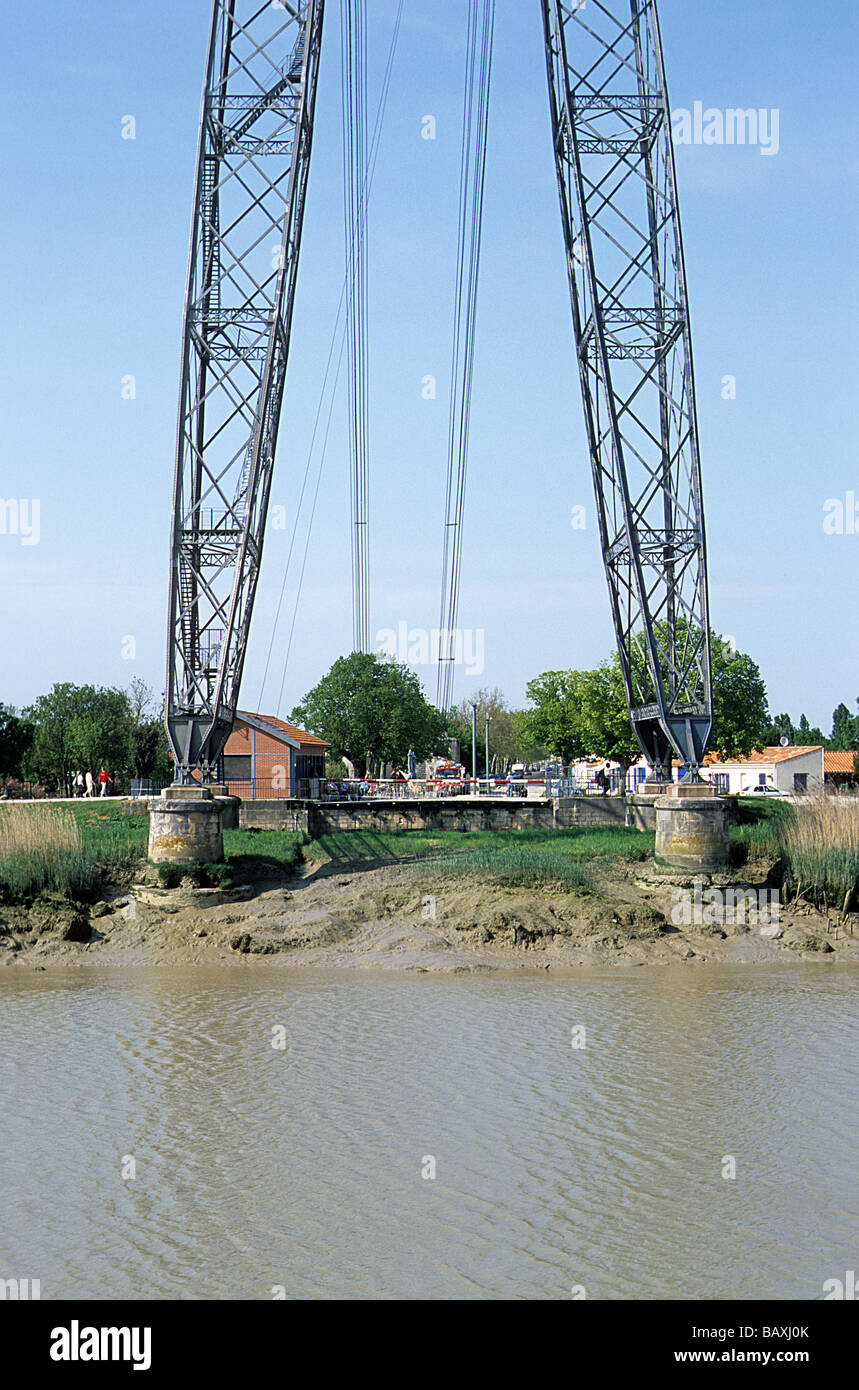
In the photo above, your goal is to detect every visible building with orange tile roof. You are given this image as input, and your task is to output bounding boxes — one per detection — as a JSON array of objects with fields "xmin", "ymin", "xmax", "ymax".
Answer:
[{"xmin": 221, "ymin": 712, "xmax": 329, "ymax": 799}]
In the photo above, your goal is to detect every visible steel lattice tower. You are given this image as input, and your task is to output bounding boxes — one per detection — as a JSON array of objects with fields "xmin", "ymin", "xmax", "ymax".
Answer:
[
  {"xmin": 542, "ymin": 0, "xmax": 712, "ymax": 779},
  {"xmin": 165, "ymin": 0, "xmax": 325, "ymax": 781}
]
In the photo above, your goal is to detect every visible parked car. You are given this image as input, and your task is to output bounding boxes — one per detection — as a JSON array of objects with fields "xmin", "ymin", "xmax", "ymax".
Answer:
[{"xmin": 743, "ymin": 785, "xmax": 791, "ymax": 799}]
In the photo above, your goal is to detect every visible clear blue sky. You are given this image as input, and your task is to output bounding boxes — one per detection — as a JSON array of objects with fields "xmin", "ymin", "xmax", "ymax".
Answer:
[{"xmin": 0, "ymin": 0, "xmax": 856, "ymax": 733}]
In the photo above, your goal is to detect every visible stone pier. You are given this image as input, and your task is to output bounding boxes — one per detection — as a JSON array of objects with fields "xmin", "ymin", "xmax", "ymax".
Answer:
[
  {"xmin": 147, "ymin": 786, "xmax": 226, "ymax": 865},
  {"xmin": 654, "ymin": 789, "xmax": 731, "ymax": 872}
]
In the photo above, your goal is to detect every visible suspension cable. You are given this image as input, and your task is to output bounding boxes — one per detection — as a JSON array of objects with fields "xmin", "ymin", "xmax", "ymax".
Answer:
[
  {"xmin": 341, "ymin": 0, "xmax": 371, "ymax": 653},
  {"xmin": 257, "ymin": 0, "xmax": 406, "ymax": 716},
  {"xmin": 436, "ymin": 0, "xmax": 495, "ymax": 712}
]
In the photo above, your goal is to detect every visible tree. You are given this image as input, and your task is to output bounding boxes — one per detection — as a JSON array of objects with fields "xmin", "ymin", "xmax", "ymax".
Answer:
[
  {"xmin": 577, "ymin": 658, "xmax": 641, "ymax": 785},
  {"xmin": 24, "ymin": 684, "xmax": 134, "ymax": 793},
  {"xmin": 524, "ymin": 671, "xmax": 584, "ymax": 764},
  {"xmin": 23, "ymin": 683, "xmax": 81, "ymax": 793},
  {"xmin": 446, "ymin": 689, "xmax": 544, "ymax": 773},
  {"xmin": 291, "ymin": 653, "xmax": 448, "ymax": 778},
  {"xmin": 526, "ymin": 659, "xmax": 639, "ymax": 784},
  {"xmin": 763, "ymin": 712, "xmax": 798, "ymax": 746},
  {"xmin": 0, "ymin": 705, "xmax": 33, "ymax": 780},
  {"xmin": 709, "ymin": 639, "xmax": 770, "ymax": 758},
  {"xmin": 526, "ymin": 629, "xmax": 770, "ymax": 775},
  {"xmin": 831, "ymin": 701, "xmax": 859, "ymax": 751},
  {"xmin": 126, "ymin": 680, "xmax": 172, "ymax": 781},
  {"xmin": 70, "ymin": 686, "xmax": 133, "ymax": 781}
]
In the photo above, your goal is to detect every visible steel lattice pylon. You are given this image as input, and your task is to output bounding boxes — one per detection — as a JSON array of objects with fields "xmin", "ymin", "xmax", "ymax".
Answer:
[
  {"xmin": 542, "ymin": 0, "xmax": 713, "ymax": 779},
  {"xmin": 166, "ymin": 0, "xmax": 325, "ymax": 781}
]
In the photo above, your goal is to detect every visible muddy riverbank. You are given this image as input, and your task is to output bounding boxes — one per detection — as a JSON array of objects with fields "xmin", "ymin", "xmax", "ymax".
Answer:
[{"xmin": 1, "ymin": 856, "xmax": 855, "ymax": 972}]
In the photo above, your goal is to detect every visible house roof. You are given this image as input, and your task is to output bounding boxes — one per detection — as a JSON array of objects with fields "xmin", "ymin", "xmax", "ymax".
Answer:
[
  {"xmin": 704, "ymin": 746, "xmax": 824, "ymax": 768},
  {"xmin": 237, "ymin": 711, "xmax": 330, "ymax": 750},
  {"xmin": 824, "ymin": 751, "xmax": 857, "ymax": 775}
]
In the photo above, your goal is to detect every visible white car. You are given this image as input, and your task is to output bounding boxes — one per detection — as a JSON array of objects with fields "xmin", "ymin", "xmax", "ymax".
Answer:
[{"xmin": 743, "ymin": 785, "xmax": 791, "ymax": 799}]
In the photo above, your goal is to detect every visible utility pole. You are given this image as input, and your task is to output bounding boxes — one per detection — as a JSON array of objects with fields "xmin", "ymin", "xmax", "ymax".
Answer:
[
  {"xmin": 485, "ymin": 713, "xmax": 491, "ymax": 794},
  {"xmin": 470, "ymin": 701, "xmax": 478, "ymax": 795}
]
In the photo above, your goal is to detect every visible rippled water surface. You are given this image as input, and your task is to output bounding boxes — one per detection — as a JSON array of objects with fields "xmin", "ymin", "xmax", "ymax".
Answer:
[{"xmin": 1, "ymin": 964, "xmax": 856, "ymax": 1299}]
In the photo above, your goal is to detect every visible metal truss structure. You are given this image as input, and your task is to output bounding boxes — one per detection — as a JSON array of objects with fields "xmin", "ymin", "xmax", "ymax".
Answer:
[
  {"xmin": 166, "ymin": 0, "xmax": 325, "ymax": 780},
  {"xmin": 542, "ymin": 0, "xmax": 713, "ymax": 779}
]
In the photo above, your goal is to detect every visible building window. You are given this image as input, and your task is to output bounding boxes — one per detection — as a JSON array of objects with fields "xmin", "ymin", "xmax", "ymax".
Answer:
[
  {"xmin": 758, "ymin": 773, "xmax": 767, "ymax": 786},
  {"xmin": 794, "ymin": 773, "xmax": 808, "ymax": 793},
  {"xmin": 712, "ymin": 774, "xmax": 728, "ymax": 793},
  {"xmin": 223, "ymin": 755, "xmax": 252, "ymax": 781}
]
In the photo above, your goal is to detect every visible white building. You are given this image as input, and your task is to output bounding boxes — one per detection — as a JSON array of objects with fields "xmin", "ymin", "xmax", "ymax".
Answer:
[
  {"xmin": 699, "ymin": 746, "xmax": 824, "ymax": 796},
  {"xmin": 567, "ymin": 746, "xmax": 825, "ymax": 796},
  {"xmin": 623, "ymin": 745, "xmax": 825, "ymax": 795}
]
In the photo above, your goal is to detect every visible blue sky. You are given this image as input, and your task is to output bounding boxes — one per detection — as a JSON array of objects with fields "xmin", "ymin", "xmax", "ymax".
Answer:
[{"xmin": 0, "ymin": 0, "xmax": 856, "ymax": 733}]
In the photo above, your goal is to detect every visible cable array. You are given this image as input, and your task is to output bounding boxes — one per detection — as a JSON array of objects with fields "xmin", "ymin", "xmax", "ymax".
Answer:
[
  {"xmin": 436, "ymin": 0, "xmax": 496, "ymax": 712},
  {"xmin": 257, "ymin": 1, "xmax": 405, "ymax": 715},
  {"xmin": 341, "ymin": 0, "xmax": 371, "ymax": 653}
]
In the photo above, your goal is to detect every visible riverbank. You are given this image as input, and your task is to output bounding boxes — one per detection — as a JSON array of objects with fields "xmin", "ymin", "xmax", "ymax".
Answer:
[{"xmin": 2, "ymin": 832, "xmax": 856, "ymax": 971}]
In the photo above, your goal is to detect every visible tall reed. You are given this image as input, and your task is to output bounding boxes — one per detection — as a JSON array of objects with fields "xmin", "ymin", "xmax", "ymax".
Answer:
[
  {"xmin": 778, "ymin": 796, "xmax": 859, "ymax": 912},
  {"xmin": 0, "ymin": 805, "xmax": 99, "ymax": 898}
]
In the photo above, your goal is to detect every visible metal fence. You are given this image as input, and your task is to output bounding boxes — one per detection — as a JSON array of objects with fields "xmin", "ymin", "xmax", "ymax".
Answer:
[{"xmin": 126, "ymin": 775, "xmax": 641, "ymax": 803}]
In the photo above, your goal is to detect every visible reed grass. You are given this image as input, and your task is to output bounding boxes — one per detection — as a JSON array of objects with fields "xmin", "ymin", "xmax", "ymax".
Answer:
[
  {"xmin": 0, "ymin": 804, "xmax": 143, "ymax": 900},
  {"xmin": 778, "ymin": 797, "xmax": 859, "ymax": 913}
]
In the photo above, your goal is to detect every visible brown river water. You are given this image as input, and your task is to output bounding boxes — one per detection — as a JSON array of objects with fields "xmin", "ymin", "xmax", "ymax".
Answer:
[{"xmin": 1, "ymin": 963, "xmax": 856, "ymax": 1300}]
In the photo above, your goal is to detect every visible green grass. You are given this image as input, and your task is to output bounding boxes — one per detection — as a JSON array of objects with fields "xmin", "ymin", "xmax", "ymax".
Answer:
[
  {"xmin": 305, "ymin": 826, "xmax": 653, "ymax": 891},
  {"xmin": 223, "ymin": 828, "xmax": 306, "ymax": 878},
  {"xmin": 0, "ymin": 806, "xmax": 657, "ymax": 904},
  {"xmin": 0, "ymin": 803, "xmax": 146, "ymax": 902},
  {"xmin": 730, "ymin": 799, "xmax": 791, "ymax": 864}
]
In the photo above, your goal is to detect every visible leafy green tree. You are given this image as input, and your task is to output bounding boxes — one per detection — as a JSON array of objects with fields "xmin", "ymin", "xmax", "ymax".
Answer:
[
  {"xmin": 508, "ymin": 709, "xmax": 548, "ymax": 767},
  {"xmin": 24, "ymin": 684, "xmax": 134, "ymax": 793},
  {"xmin": 23, "ymin": 683, "xmax": 81, "ymax": 793},
  {"xmin": 796, "ymin": 713, "xmax": 826, "ymax": 746},
  {"xmin": 526, "ymin": 629, "xmax": 770, "ymax": 776},
  {"xmin": 292, "ymin": 653, "xmax": 448, "ymax": 778},
  {"xmin": 763, "ymin": 712, "xmax": 798, "ymax": 746},
  {"xmin": 831, "ymin": 701, "xmax": 859, "ymax": 750},
  {"xmin": 69, "ymin": 686, "xmax": 133, "ymax": 781},
  {"xmin": 0, "ymin": 705, "xmax": 33, "ymax": 780},
  {"xmin": 526, "ymin": 660, "xmax": 639, "ymax": 784},
  {"xmin": 577, "ymin": 658, "xmax": 641, "ymax": 785},
  {"xmin": 524, "ymin": 671, "xmax": 584, "ymax": 764},
  {"xmin": 709, "ymin": 639, "xmax": 770, "ymax": 758}
]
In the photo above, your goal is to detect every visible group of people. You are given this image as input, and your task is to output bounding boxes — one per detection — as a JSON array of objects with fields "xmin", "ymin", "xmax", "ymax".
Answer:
[{"xmin": 72, "ymin": 767, "xmax": 113, "ymax": 799}]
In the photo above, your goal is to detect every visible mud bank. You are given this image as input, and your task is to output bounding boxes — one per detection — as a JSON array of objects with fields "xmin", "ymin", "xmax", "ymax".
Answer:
[{"xmin": 1, "ymin": 857, "xmax": 856, "ymax": 973}]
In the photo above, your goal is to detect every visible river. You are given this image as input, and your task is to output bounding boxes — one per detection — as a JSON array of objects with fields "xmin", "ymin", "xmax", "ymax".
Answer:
[{"xmin": 1, "ymin": 963, "xmax": 856, "ymax": 1300}]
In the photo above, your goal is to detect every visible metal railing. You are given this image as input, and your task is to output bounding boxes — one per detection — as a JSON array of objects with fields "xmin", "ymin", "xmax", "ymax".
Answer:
[{"xmin": 124, "ymin": 774, "xmax": 646, "ymax": 803}]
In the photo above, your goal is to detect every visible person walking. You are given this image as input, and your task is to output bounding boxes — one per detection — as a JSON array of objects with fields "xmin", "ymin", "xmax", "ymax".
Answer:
[
  {"xmin": 98, "ymin": 767, "xmax": 111, "ymax": 798},
  {"xmin": 84, "ymin": 770, "xmax": 95, "ymax": 799},
  {"xmin": 74, "ymin": 771, "xmax": 85, "ymax": 798}
]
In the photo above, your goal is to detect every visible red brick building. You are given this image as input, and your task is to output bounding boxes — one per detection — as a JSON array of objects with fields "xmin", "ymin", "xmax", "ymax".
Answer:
[{"xmin": 222, "ymin": 712, "xmax": 329, "ymax": 799}]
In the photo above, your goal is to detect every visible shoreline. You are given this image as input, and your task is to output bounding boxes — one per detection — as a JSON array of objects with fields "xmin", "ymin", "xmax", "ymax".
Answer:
[{"xmin": 2, "ymin": 857, "xmax": 856, "ymax": 974}]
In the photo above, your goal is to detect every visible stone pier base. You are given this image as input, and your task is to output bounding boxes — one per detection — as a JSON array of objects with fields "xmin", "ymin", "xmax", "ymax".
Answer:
[
  {"xmin": 654, "ymin": 795, "xmax": 731, "ymax": 872},
  {"xmin": 147, "ymin": 787, "xmax": 226, "ymax": 865}
]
